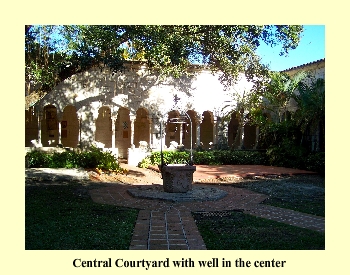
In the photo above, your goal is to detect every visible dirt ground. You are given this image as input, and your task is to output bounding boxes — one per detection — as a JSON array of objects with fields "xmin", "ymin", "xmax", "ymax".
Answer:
[{"xmin": 86, "ymin": 163, "xmax": 164, "ymax": 185}]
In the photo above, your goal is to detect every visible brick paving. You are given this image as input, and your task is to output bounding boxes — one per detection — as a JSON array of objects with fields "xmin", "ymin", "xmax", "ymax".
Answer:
[{"xmin": 89, "ymin": 164, "xmax": 325, "ymax": 250}]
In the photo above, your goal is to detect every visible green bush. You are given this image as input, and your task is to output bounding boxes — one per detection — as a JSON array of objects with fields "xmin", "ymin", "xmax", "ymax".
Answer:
[
  {"xmin": 149, "ymin": 151, "xmax": 191, "ymax": 165},
  {"xmin": 25, "ymin": 150, "xmax": 52, "ymax": 168},
  {"xmin": 266, "ymin": 140, "xmax": 307, "ymax": 169},
  {"xmin": 25, "ymin": 147, "xmax": 122, "ymax": 172},
  {"xmin": 305, "ymin": 152, "xmax": 325, "ymax": 175},
  {"xmin": 138, "ymin": 157, "xmax": 152, "ymax": 168},
  {"xmin": 138, "ymin": 150, "xmax": 268, "ymax": 167},
  {"xmin": 193, "ymin": 151, "xmax": 217, "ymax": 165}
]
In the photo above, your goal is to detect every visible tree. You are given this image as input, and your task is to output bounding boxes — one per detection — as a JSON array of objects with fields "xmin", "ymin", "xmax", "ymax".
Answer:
[
  {"xmin": 262, "ymin": 70, "xmax": 307, "ymax": 122},
  {"xmin": 293, "ymin": 77, "xmax": 325, "ymax": 151},
  {"xmin": 25, "ymin": 25, "xmax": 303, "ymax": 101}
]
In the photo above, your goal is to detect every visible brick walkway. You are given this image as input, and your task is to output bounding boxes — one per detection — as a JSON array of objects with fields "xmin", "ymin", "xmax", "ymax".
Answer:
[{"xmin": 89, "ymin": 164, "xmax": 325, "ymax": 250}]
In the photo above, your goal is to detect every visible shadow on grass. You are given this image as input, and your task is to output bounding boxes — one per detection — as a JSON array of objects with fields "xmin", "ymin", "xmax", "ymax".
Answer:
[
  {"xmin": 232, "ymin": 174, "xmax": 325, "ymax": 216},
  {"xmin": 25, "ymin": 182, "xmax": 138, "ymax": 250},
  {"xmin": 193, "ymin": 210, "xmax": 325, "ymax": 250}
]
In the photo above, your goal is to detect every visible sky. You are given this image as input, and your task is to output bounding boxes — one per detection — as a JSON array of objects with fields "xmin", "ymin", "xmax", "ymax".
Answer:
[{"xmin": 256, "ymin": 25, "xmax": 325, "ymax": 71}]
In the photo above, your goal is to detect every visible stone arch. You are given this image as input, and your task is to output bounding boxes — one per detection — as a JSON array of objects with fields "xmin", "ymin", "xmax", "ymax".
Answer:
[
  {"xmin": 165, "ymin": 110, "xmax": 181, "ymax": 147},
  {"xmin": 183, "ymin": 110, "xmax": 197, "ymax": 149},
  {"xmin": 41, "ymin": 105, "xmax": 58, "ymax": 147},
  {"xmin": 25, "ymin": 107, "xmax": 38, "ymax": 147},
  {"xmin": 228, "ymin": 112, "xmax": 240, "ymax": 148},
  {"xmin": 243, "ymin": 114, "xmax": 256, "ymax": 149},
  {"xmin": 61, "ymin": 105, "xmax": 79, "ymax": 147},
  {"xmin": 115, "ymin": 107, "xmax": 131, "ymax": 158},
  {"xmin": 200, "ymin": 111, "xmax": 213, "ymax": 149},
  {"xmin": 134, "ymin": 108, "xmax": 150, "ymax": 148},
  {"xmin": 95, "ymin": 106, "xmax": 112, "ymax": 148}
]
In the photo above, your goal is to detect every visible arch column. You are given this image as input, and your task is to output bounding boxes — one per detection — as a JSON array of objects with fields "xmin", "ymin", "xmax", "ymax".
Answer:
[
  {"xmin": 111, "ymin": 116, "xmax": 117, "ymax": 149},
  {"xmin": 77, "ymin": 114, "xmax": 81, "ymax": 147},
  {"xmin": 37, "ymin": 111, "xmax": 43, "ymax": 147},
  {"xmin": 148, "ymin": 115, "xmax": 153, "ymax": 147},
  {"xmin": 254, "ymin": 126, "xmax": 259, "ymax": 149},
  {"xmin": 57, "ymin": 113, "xmax": 63, "ymax": 146},
  {"xmin": 213, "ymin": 117, "xmax": 218, "ymax": 146},
  {"xmin": 195, "ymin": 114, "xmax": 202, "ymax": 147},
  {"xmin": 130, "ymin": 115, "xmax": 136, "ymax": 148},
  {"xmin": 179, "ymin": 122, "xmax": 184, "ymax": 146},
  {"xmin": 240, "ymin": 124, "xmax": 245, "ymax": 149}
]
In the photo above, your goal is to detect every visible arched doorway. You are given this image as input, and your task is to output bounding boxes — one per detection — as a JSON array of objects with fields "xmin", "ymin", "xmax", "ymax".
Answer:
[
  {"xmin": 200, "ymin": 111, "xmax": 213, "ymax": 149},
  {"xmin": 243, "ymin": 119, "xmax": 256, "ymax": 149},
  {"xmin": 165, "ymin": 110, "xmax": 181, "ymax": 147},
  {"xmin": 95, "ymin": 106, "xmax": 112, "ymax": 148},
  {"xmin": 183, "ymin": 110, "xmax": 196, "ymax": 149},
  {"xmin": 61, "ymin": 105, "xmax": 79, "ymax": 147},
  {"xmin": 228, "ymin": 112, "xmax": 239, "ymax": 148},
  {"xmin": 41, "ymin": 105, "xmax": 58, "ymax": 147},
  {"xmin": 134, "ymin": 108, "xmax": 150, "ymax": 148}
]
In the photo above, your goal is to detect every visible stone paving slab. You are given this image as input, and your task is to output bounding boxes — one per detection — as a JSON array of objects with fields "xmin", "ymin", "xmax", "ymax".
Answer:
[
  {"xmin": 245, "ymin": 205, "xmax": 325, "ymax": 233},
  {"xmin": 127, "ymin": 184, "xmax": 228, "ymax": 202}
]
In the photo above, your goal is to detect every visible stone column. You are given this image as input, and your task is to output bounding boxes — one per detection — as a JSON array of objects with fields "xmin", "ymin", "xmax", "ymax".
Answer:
[
  {"xmin": 254, "ymin": 126, "xmax": 259, "ymax": 149},
  {"xmin": 148, "ymin": 115, "xmax": 153, "ymax": 147},
  {"xmin": 111, "ymin": 117, "xmax": 116, "ymax": 149},
  {"xmin": 213, "ymin": 117, "xmax": 218, "ymax": 146},
  {"xmin": 240, "ymin": 124, "xmax": 245, "ymax": 149},
  {"xmin": 57, "ymin": 113, "xmax": 63, "ymax": 147},
  {"xmin": 77, "ymin": 114, "xmax": 81, "ymax": 147},
  {"xmin": 37, "ymin": 111, "xmax": 43, "ymax": 146},
  {"xmin": 130, "ymin": 115, "xmax": 136, "ymax": 148},
  {"xmin": 195, "ymin": 115, "xmax": 202, "ymax": 147},
  {"xmin": 179, "ymin": 123, "xmax": 183, "ymax": 146}
]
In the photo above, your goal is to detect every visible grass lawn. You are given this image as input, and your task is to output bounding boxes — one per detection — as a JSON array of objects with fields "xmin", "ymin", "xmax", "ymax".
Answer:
[
  {"xmin": 233, "ymin": 175, "xmax": 325, "ymax": 216},
  {"xmin": 193, "ymin": 210, "xmax": 325, "ymax": 250},
  {"xmin": 193, "ymin": 174, "xmax": 325, "ymax": 250},
  {"xmin": 25, "ymin": 174, "xmax": 325, "ymax": 250},
  {"xmin": 25, "ymin": 183, "xmax": 138, "ymax": 250}
]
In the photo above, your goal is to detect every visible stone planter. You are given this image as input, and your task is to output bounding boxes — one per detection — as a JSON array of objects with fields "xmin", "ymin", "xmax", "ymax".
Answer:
[{"xmin": 160, "ymin": 164, "xmax": 196, "ymax": 193}]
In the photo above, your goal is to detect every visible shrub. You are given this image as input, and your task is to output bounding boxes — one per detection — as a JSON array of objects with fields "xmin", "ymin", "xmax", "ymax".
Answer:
[
  {"xmin": 138, "ymin": 157, "xmax": 152, "ymax": 168},
  {"xmin": 138, "ymin": 150, "xmax": 267, "ymax": 167},
  {"xmin": 25, "ymin": 147, "xmax": 122, "ymax": 172},
  {"xmin": 149, "ymin": 151, "xmax": 190, "ymax": 165},
  {"xmin": 305, "ymin": 152, "xmax": 325, "ymax": 175},
  {"xmin": 25, "ymin": 150, "xmax": 52, "ymax": 168},
  {"xmin": 193, "ymin": 151, "xmax": 217, "ymax": 165},
  {"xmin": 266, "ymin": 140, "xmax": 307, "ymax": 169}
]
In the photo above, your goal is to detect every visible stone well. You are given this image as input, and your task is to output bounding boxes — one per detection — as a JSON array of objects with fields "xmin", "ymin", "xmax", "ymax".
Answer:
[{"xmin": 161, "ymin": 164, "xmax": 196, "ymax": 193}]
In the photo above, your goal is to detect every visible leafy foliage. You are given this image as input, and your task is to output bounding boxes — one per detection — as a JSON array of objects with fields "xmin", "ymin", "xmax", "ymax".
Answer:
[
  {"xmin": 25, "ymin": 147, "xmax": 122, "ymax": 172},
  {"xmin": 293, "ymin": 78, "xmax": 325, "ymax": 149},
  {"xmin": 138, "ymin": 150, "xmax": 267, "ymax": 167},
  {"xmin": 262, "ymin": 70, "xmax": 307, "ymax": 122},
  {"xmin": 25, "ymin": 25, "xmax": 304, "ymax": 96},
  {"xmin": 305, "ymin": 152, "xmax": 325, "ymax": 175},
  {"xmin": 266, "ymin": 139, "xmax": 307, "ymax": 169}
]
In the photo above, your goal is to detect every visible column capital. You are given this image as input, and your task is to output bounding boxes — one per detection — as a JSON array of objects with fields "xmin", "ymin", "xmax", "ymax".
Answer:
[
  {"xmin": 129, "ymin": 114, "xmax": 136, "ymax": 122},
  {"xmin": 57, "ymin": 112, "xmax": 64, "ymax": 122}
]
